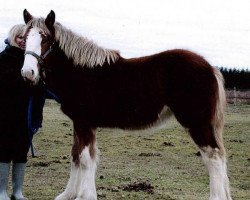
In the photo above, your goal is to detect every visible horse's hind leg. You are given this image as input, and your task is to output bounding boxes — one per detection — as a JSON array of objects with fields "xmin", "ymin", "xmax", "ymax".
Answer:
[
  {"xmin": 189, "ymin": 125, "xmax": 232, "ymax": 200},
  {"xmin": 55, "ymin": 123, "xmax": 98, "ymax": 200},
  {"xmin": 174, "ymin": 106, "xmax": 231, "ymax": 200},
  {"xmin": 168, "ymin": 67, "xmax": 232, "ymax": 199}
]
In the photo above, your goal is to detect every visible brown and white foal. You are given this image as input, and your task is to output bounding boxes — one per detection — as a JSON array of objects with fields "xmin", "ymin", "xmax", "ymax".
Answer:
[{"xmin": 21, "ymin": 10, "xmax": 232, "ymax": 200}]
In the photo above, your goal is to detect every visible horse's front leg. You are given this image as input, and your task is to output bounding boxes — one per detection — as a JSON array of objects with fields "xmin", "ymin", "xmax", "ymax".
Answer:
[
  {"xmin": 54, "ymin": 160, "xmax": 80, "ymax": 200},
  {"xmin": 55, "ymin": 124, "xmax": 98, "ymax": 200}
]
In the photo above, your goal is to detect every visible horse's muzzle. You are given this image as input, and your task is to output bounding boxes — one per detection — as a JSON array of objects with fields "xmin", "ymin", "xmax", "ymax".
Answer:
[{"xmin": 21, "ymin": 68, "xmax": 37, "ymax": 84}]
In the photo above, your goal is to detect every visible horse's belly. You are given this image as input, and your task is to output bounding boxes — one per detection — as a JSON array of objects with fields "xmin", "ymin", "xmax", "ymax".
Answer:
[{"xmin": 97, "ymin": 105, "xmax": 172, "ymax": 130}]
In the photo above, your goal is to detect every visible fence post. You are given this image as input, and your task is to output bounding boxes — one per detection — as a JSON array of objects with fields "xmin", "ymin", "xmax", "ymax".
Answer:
[{"xmin": 234, "ymin": 87, "xmax": 237, "ymax": 105}]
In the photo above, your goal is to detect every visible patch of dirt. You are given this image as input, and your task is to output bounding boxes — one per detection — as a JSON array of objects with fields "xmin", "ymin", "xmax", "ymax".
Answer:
[
  {"xmin": 139, "ymin": 152, "xmax": 162, "ymax": 157},
  {"xmin": 31, "ymin": 159, "xmax": 62, "ymax": 167},
  {"xmin": 62, "ymin": 122, "xmax": 70, "ymax": 127},
  {"xmin": 229, "ymin": 139, "xmax": 244, "ymax": 143},
  {"xmin": 98, "ymin": 186, "xmax": 120, "ymax": 193},
  {"xmin": 195, "ymin": 151, "xmax": 201, "ymax": 156},
  {"xmin": 61, "ymin": 154, "xmax": 70, "ymax": 159},
  {"xmin": 142, "ymin": 137, "xmax": 155, "ymax": 141},
  {"xmin": 162, "ymin": 142, "xmax": 175, "ymax": 147},
  {"xmin": 122, "ymin": 181, "xmax": 154, "ymax": 194},
  {"xmin": 32, "ymin": 161, "xmax": 50, "ymax": 167}
]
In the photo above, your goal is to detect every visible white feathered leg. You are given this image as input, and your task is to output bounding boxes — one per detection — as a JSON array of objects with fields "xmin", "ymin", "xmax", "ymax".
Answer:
[
  {"xmin": 54, "ymin": 159, "xmax": 80, "ymax": 200},
  {"xmin": 55, "ymin": 122, "xmax": 98, "ymax": 200},
  {"xmin": 200, "ymin": 146, "xmax": 232, "ymax": 200},
  {"xmin": 75, "ymin": 145, "xmax": 98, "ymax": 200}
]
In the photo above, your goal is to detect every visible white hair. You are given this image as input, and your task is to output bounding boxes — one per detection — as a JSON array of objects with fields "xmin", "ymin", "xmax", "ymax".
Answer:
[{"xmin": 8, "ymin": 24, "xmax": 25, "ymax": 48}]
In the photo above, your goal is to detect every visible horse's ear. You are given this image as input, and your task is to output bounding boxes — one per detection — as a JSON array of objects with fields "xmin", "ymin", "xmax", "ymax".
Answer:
[
  {"xmin": 23, "ymin": 9, "xmax": 33, "ymax": 24},
  {"xmin": 45, "ymin": 10, "xmax": 55, "ymax": 30}
]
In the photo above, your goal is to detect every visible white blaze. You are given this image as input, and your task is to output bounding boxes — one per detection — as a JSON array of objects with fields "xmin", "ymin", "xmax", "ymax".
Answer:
[{"xmin": 21, "ymin": 28, "xmax": 42, "ymax": 82}]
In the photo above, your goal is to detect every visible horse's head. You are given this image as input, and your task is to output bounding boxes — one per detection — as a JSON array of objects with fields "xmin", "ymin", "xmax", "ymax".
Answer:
[{"xmin": 21, "ymin": 9, "xmax": 56, "ymax": 84}]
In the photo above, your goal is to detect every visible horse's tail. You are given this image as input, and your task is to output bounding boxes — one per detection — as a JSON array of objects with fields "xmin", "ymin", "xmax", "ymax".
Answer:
[{"xmin": 213, "ymin": 68, "xmax": 227, "ymax": 156}]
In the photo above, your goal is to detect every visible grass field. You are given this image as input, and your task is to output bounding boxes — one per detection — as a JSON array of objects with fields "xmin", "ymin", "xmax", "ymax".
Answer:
[{"xmin": 11, "ymin": 100, "xmax": 250, "ymax": 200}]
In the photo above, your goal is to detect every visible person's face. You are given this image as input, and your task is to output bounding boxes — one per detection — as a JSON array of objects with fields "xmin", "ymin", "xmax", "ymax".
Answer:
[{"xmin": 15, "ymin": 35, "xmax": 26, "ymax": 50}]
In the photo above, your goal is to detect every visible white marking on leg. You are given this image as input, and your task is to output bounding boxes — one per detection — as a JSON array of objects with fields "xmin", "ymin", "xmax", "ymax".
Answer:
[
  {"xmin": 200, "ymin": 146, "xmax": 232, "ymax": 200},
  {"xmin": 76, "ymin": 145, "xmax": 98, "ymax": 200},
  {"xmin": 54, "ymin": 159, "xmax": 80, "ymax": 200}
]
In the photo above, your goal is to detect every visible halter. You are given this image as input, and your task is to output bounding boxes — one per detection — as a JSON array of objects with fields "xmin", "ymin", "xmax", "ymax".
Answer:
[
  {"xmin": 24, "ymin": 42, "xmax": 55, "ymax": 83},
  {"xmin": 24, "ymin": 42, "xmax": 54, "ymax": 67}
]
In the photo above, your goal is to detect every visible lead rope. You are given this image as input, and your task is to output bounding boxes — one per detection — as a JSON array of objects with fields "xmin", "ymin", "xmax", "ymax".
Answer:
[{"xmin": 27, "ymin": 96, "xmax": 35, "ymax": 157}]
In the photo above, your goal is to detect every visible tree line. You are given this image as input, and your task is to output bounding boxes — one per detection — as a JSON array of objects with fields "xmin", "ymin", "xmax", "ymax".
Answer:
[{"xmin": 219, "ymin": 67, "xmax": 250, "ymax": 90}]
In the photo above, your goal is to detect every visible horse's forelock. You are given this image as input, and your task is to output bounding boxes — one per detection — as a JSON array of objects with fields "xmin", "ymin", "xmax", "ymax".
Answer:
[{"xmin": 26, "ymin": 17, "xmax": 51, "ymax": 36}]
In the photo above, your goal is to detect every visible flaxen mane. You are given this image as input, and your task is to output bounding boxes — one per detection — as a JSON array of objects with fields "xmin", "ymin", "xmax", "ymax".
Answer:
[{"xmin": 26, "ymin": 17, "xmax": 120, "ymax": 67}]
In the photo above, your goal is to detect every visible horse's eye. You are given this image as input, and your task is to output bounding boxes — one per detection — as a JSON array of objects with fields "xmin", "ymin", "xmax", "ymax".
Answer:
[
  {"xmin": 41, "ymin": 36, "xmax": 48, "ymax": 44},
  {"xmin": 41, "ymin": 39, "xmax": 47, "ymax": 44}
]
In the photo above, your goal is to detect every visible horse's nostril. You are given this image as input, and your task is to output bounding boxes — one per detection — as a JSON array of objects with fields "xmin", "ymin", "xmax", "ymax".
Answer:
[{"xmin": 31, "ymin": 70, "xmax": 34, "ymax": 75}]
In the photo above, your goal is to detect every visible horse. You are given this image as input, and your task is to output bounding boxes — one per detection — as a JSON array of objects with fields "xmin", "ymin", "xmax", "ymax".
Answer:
[{"xmin": 21, "ymin": 9, "xmax": 232, "ymax": 200}]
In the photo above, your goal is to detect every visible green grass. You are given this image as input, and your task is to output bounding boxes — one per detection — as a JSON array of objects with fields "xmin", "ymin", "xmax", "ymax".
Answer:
[{"xmin": 8, "ymin": 101, "xmax": 250, "ymax": 200}]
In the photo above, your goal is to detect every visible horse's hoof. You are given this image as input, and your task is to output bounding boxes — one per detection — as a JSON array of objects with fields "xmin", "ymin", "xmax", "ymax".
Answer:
[
  {"xmin": 55, "ymin": 192, "xmax": 75, "ymax": 200},
  {"xmin": 74, "ymin": 193, "xmax": 97, "ymax": 200},
  {"xmin": 75, "ymin": 197, "xmax": 97, "ymax": 200}
]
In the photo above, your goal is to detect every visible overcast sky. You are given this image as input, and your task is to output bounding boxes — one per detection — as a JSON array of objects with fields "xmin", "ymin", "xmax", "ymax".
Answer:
[{"xmin": 0, "ymin": 0, "xmax": 249, "ymax": 69}]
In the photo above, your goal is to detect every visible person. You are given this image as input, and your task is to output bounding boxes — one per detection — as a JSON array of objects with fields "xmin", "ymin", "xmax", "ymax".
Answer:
[{"xmin": 0, "ymin": 24, "xmax": 45, "ymax": 200}]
